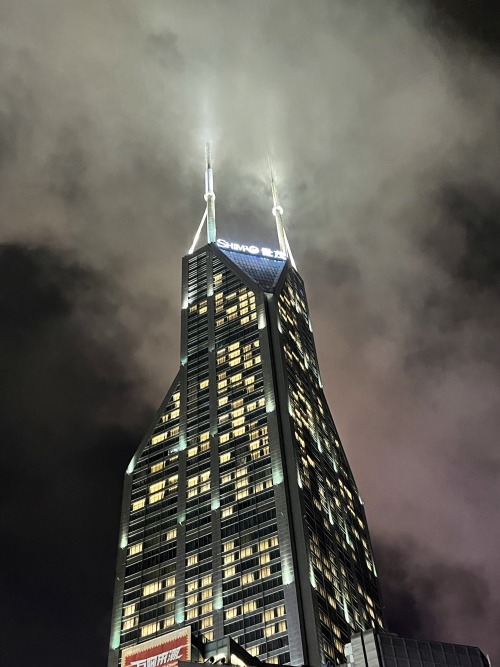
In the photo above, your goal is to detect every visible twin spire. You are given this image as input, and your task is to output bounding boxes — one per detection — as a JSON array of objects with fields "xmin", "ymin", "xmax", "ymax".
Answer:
[
  {"xmin": 188, "ymin": 144, "xmax": 296, "ymax": 268},
  {"xmin": 204, "ymin": 144, "xmax": 216, "ymax": 244}
]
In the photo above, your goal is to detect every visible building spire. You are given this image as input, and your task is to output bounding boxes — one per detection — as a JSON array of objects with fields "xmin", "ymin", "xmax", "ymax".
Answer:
[
  {"xmin": 268, "ymin": 156, "xmax": 296, "ymax": 268},
  {"xmin": 204, "ymin": 143, "xmax": 216, "ymax": 243}
]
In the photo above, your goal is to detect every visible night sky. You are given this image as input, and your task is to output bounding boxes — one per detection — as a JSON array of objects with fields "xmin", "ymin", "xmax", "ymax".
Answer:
[{"xmin": 1, "ymin": 2, "xmax": 500, "ymax": 666}]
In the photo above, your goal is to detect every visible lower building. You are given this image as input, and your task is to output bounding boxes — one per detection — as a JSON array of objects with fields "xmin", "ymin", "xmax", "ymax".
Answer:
[{"xmin": 345, "ymin": 629, "xmax": 490, "ymax": 667}]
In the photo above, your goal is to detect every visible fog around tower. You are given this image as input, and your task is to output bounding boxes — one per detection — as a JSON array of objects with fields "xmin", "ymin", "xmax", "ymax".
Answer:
[{"xmin": 0, "ymin": 1, "xmax": 499, "ymax": 665}]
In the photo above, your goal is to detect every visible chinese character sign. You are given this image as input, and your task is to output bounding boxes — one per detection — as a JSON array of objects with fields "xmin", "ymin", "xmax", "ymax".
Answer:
[
  {"xmin": 216, "ymin": 238, "xmax": 287, "ymax": 260},
  {"xmin": 121, "ymin": 627, "xmax": 191, "ymax": 667}
]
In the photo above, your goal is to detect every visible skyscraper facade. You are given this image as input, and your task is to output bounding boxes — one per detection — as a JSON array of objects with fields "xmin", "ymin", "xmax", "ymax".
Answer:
[{"xmin": 108, "ymin": 154, "xmax": 384, "ymax": 667}]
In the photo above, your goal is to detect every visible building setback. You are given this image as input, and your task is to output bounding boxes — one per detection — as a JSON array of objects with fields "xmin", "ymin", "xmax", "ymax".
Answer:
[{"xmin": 108, "ymin": 150, "xmax": 384, "ymax": 667}]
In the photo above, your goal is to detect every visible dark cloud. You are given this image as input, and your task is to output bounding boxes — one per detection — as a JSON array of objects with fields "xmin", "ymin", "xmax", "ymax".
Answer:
[
  {"xmin": 0, "ymin": 244, "xmax": 150, "ymax": 666},
  {"xmin": 0, "ymin": 1, "xmax": 499, "ymax": 666},
  {"xmin": 375, "ymin": 538, "xmax": 499, "ymax": 657},
  {"xmin": 426, "ymin": 0, "xmax": 500, "ymax": 53}
]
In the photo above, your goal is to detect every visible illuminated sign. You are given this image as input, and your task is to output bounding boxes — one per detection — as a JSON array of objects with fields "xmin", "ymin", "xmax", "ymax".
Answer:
[
  {"xmin": 216, "ymin": 238, "xmax": 286, "ymax": 260},
  {"xmin": 121, "ymin": 627, "xmax": 191, "ymax": 667}
]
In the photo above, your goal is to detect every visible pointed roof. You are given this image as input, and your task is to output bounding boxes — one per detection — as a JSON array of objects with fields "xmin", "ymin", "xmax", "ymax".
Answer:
[{"xmin": 220, "ymin": 248, "xmax": 286, "ymax": 292}]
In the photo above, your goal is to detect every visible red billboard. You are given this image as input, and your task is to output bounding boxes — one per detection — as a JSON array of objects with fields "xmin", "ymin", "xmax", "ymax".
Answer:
[{"xmin": 121, "ymin": 627, "xmax": 191, "ymax": 667}]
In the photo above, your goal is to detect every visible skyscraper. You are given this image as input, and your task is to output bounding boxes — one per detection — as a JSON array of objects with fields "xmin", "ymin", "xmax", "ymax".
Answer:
[{"xmin": 108, "ymin": 150, "xmax": 384, "ymax": 667}]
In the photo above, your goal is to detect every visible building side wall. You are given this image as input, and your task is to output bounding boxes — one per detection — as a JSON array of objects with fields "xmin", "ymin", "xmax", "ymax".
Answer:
[{"xmin": 273, "ymin": 269, "xmax": 384, "ymax": 665}]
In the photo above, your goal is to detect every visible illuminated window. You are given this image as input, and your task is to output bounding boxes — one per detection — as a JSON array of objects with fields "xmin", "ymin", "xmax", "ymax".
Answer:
[
  {"xmin": 201, "ymin": 616, "xmax": 213, "ymax": 629},
  {"xmin": 149, "ymin": 491, "xmax": 164, "ymax": 504},
  {"xmin": 143, "ymin": 582, "xmax": 162, "ymax": 596},
  {"xmin": 223, "ymin": 566, "xmax": 236, "ymax": 578},
  {"xmin": 256, "ymin": 480, "xmax": 273, "ymax": 493},
  {"xmin": 165, "ymin": 589, "xmax": 175, "ymax": 601},
  {"xmin": 241, "ymin": 546, "xmax": 254, "ymax": 558},
  {"xmin": 243, "ymin": 600, "xmax": 257, "ymax": 613},
  {"xmin": 221, "ymin": 507, "xmax": 233, "ymax": 518},
  {"xmin": 164, "ymin": 616, "xmax": 175, "ymax": 628},
  {"xmin": 187, "ymin": 554, "xmax": 198, "ymax": 567},
  {"xmin": 123, "ymin": 604, "xmax": 137, "ymax": 617},
  {"xmin": 265, "ymin": 620, "xmax": 287, "ymax": 637},
  {"xmin": 220, "ymin": 452, "xmax": 231, "ymax": 464},
  {"xmin": 264, "ymin": 605, "xmax": 285, "ymax": 622},
  {"xmin": 132, "ymin": 498, "xmax": 146, "ymax": 511},
  {"xmin": 223, "ymin": 540, "xmax": 235, "ymax": 552},
  {"xmin": 128, "ymin": 542, "xmax": 143, "ymax": 556},
  {"xmin": 262, "ymin": 536, "xmax": 278, "ymax": 552},
  {"xmin": 242, "ymin": 571, "xmax": 259, "ymax": 585},
  {"xmin": 151, "ymin": 432, "xmax": 167, "ymax": 445},
  {"xmin": 150, "ymin": 481, "xmax": 166, "ymax": 494},
  {"xmin": 122, "ymin": 617, "xmax": 138, "ymax": 630},
  {"xmin": 151, "ymin": 461, "xmax": 165, "ymax": 473},
  {"xmin": 220, "ymin": 433, "xmax": 230, "ymax": 444},
  {"xmin": 165, "ymin": 529, "xmax": 176, "ymax": 541},
  {"xmin": 225, "ymin": 607, "xmax": 238, "ymax": 620},
  {"xmin": 201, "ymin": 587, "xmax": 213, "ymax": 600}
]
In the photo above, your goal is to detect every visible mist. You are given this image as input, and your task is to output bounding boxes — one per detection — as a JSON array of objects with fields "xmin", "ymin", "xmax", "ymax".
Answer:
[{"xmin": 0, "ymin": 1, "xmax": 499, "ymax": 665}]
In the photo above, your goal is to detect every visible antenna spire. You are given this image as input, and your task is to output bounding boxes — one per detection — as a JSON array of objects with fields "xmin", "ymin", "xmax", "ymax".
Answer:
[
  {"xmin": 268, "ymin": 156, "xmax": 296, "ymax": 268},
  {"xmin": 204, "ymin": 143, "xmax": 216, "ymax": 243}
]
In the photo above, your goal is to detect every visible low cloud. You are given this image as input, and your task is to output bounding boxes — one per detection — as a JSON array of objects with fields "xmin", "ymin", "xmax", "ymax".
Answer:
[{"xmin": 1, "ymin": 1, "xmax": 499, "ymax": 665}]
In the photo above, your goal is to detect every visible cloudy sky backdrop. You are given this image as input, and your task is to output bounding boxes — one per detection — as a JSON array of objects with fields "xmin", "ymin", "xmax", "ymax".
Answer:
[{"xmin": 1, "ymin": 1, "xmax": 499, "ymax": 665}]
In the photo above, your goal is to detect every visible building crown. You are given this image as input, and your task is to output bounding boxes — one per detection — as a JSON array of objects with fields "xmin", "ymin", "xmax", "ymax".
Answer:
[{"xmin": 188, "ymin": 146, "xmax": 296, "ymax": 269}]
